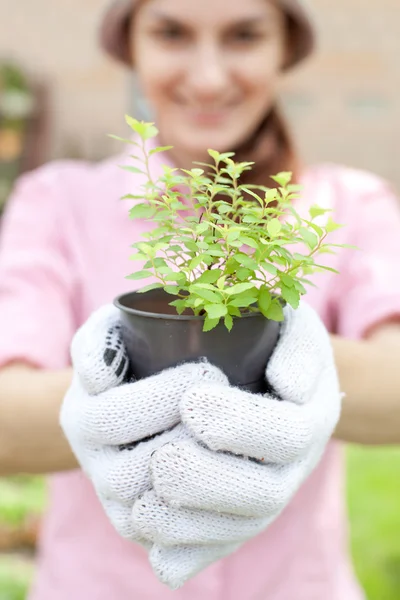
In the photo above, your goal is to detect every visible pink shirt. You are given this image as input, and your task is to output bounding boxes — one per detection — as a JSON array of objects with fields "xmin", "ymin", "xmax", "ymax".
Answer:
[{"xmin": 1, "ymin": 144, "xmax": 400, "ymax": 600}]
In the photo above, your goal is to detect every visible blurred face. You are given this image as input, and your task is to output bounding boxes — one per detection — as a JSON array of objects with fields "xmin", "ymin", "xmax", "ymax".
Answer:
[{"xmin": 131, "ymin": 0, "xmax": 287, "ymax": 165}]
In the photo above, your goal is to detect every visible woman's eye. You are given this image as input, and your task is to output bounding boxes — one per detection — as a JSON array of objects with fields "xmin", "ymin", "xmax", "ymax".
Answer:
[
  {"xmin": 154, "ymin": 26, "xmax": 186, "ymax": 41},
  {"xmin": 231, "ymin": 29, "xmax": 264, "ymax": 43}
]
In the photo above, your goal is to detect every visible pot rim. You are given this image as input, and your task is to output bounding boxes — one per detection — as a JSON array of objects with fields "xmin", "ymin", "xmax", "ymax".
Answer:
[{"xmin": 114, "ymin": 291, "xmax": 268, "ymax": 322}]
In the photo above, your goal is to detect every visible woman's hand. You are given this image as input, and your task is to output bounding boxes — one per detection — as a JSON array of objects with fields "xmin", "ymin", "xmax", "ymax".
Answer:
[
  {"xmin": 131, "ymin": 304, "xmax": 343, "ymax": 588},
  {"xmin": 59, "ymin": 305, "xmax": 227, "ymax": 543}
]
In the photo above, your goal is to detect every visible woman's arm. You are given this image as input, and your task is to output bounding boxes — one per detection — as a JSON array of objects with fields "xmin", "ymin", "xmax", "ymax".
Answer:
[
  {"xmin": 0, "ymin": 363, "xmax": 78, "ymax": 476},
  {"xmin": 333, "ymin": 323, "xmax": 400, "ymax": 445}
]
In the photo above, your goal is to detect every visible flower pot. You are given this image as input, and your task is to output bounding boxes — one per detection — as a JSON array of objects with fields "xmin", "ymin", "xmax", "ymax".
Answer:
[{"xmin": 114, "ymin": 288, "xmax": 281, "ymax": 394}]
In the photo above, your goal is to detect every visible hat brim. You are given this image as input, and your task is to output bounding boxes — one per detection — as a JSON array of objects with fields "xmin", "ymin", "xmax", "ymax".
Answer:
[{"xmin": 99, "ymin": 0, "xmax": 315, "ymax": 70}]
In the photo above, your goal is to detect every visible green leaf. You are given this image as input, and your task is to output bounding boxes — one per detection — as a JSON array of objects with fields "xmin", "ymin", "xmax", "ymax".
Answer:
[
  {"xmin": 280, "ymin": 273, "xmax": 294, "ymax": 287},
  {"xmin": 129, "ymin": 203, "xmax": 155, "ymax": 219},
  {"xmin": 190, "ymin": 287, "xmax": 221, "ymax": 303},
  {"xmin": 203, "ymin": 316, "xmax": 220, "ymax": 332},
  {"xmin": 129, "ymin": 252, "xmax": 147, "ymax": 261},
  {"xmin": 228, "ymin": 295, "xmax": 257, "ymax": 308},
  {"xmin": 309, "ymin": 205, "xmax": 330, "ymax": 219},
  {"xmin": 207, "ymin": 149, "xmax": 221, "ymax": 163},
  {"xmin": 109, "ymin": 134, "xmax": 139, "ymax": 145},
  {"xmin": 265, "ymin": 300, "xmax": 285, "ymax": 322},
  {"xmin": 196, "ymin": 269, "xmax": 223, "ymax": 284},
  {"xmin": 225, "ymin": 282, "xmax": 256, "ymax": 296},
  {"xmin": 206, "ymin": 247, "xmax": 225, "ymax": 257},
  {"xmin": 204, "ymin": 303, "xmax": 228, "ymax": 319},
  {"xmin": 299, "ymin": 227, "xmax": 318, "ymax": 250},
  {"xmin": 280, "ymin": 284, "xmax": 300, "ymax": 309},
  {"xmin": 292, "ymin": 279, "xmax": 307, "ymax": 295},
  {"xmin": 240, "ymin": 236, "xmax": 259, "ymax": 249},
  {"xmin": 260, "ymin": 261, "xmax": 278, "ymax": 276},
  {"xmin": 149, "ymin": 145, "xmax": 173, "ymax": 155},
  {"xmin": 126, "ymin": 270, "xmax": 153, "ymax": 280},
  {"xmin": 227, "ymin": 305, "xmax": 242, "ymax": 317},
  {"xmin": 267, "ymin": 219, "xmax": 282, "ymax": 237},
  {"xmin": 314, "ymin": 264, "xmax": 340, "ymax": 274},
  {"xmin": 258, "ymin": 285, "xmax": 272, "ymax": 317},
  {"xmin": 270, "ymin": 172, "xmax": 292, "ymax": 187},
  {"xmin": 308, "ymin": 222, "xmax": 324, "ymax": 237},
  {"xmin": 168, "ymin": 299, "xmax": 187, "ymax": 315},
  {"xmin": 120, "ymin": 165, "xmax": 145, "ymax": 175},
  {"xmin": 165, "ymin": 272, "xmax": 187, "ymax": 283},
  {"xmin": 137, "ymin": 282, "xmax": 163, "ymax": 293},
  {"xmin": 227, "ymin": 229, "xmax": 241, "ymax": 243},
  {"xmin": 125, "ymin": 116, "xmax": 158, "ymax": 140},
  {"xmin": 189, "ymin": 255, "xmax": 206, "ymax": 270},
  {"xmin": 236, "ymin": 268, "xmax": 252, "ymax": 281},
  {"xmin": 235, "ymin": 253, "xmax": 259, "ymax": 270},
  {"xmin": 224, "ymin": 314, "xmax": 233, "ymax": 331},
  {"xmin": 325, "ymin": 217, "xmax": 344, "ymax": 233},
  {"xmin": 164, "ymin": 285, "xmax": 181, "ymax": 295},
  {"xmin": 196, "ymin": 222, "xmax": 210, "ymax": 234}
]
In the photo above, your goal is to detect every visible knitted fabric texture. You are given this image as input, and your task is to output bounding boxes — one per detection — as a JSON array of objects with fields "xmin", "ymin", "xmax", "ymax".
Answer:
[{"xmin": 60, "ymin": 302, "xmax": 342, "ymax": 589}]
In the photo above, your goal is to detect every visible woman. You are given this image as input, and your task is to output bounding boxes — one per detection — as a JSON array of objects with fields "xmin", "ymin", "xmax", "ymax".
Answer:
[{"xmin": 1, "ymin": 0, "xmax": 400, "ymax": 598}]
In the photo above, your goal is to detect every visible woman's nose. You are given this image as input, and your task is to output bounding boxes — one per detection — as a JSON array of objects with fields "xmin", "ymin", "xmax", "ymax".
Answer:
[{"xmin": 187, "ymin": 43, "xmax": 230, "ymax": 99}]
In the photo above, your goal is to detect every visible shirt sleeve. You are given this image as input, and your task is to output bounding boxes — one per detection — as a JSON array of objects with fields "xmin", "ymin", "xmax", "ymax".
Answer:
[
  {"xmin": 335, "ymin": 173, "xmax": 400, "ymax": 339},
  {"xmin": 0, "ymin": 165, "xmax": 77, "ymax": 369}
]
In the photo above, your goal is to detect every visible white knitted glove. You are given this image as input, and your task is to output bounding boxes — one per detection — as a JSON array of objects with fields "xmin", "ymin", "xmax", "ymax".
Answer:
[
  {"xmin": 59, "ymin": 305, "xmax": 227, "ymax": 544},
  {"xmin": 129, "ymin": 303, "xmax": 342, "ymax": 589}
]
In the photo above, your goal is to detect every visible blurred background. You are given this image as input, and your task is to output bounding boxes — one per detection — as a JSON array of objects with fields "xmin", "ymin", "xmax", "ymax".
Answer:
[{"xmin": 0, "ymin": 0, "xmax": 399, "ymax": 598}]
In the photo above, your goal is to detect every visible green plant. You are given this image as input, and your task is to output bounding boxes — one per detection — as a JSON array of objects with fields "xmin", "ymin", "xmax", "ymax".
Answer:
[{"xmin": 114, "ymin": 117, "xmax": 345, "ymax": 332}]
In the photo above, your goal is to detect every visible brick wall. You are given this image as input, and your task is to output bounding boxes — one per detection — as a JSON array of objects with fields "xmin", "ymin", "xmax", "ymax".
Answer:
[
  {"xmin": 0, "ymin": 0, "xmax": 128, "ymax": 160},
  {"xmin": 1, "ymin": 0, "xmax": 399, "ymax": 187}
]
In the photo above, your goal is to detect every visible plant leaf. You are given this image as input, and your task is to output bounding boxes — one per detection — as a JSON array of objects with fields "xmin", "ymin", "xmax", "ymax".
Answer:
[
  {"xmin": 267, "ymin": 219, "xmax": 282, "ymax": 237},
  {"xmin": 137, "ymin": 282, "xmax": 163, "ymax": 293},
  {"xmin": 280, "ymin": 284, "xmax": 300, "ymax": 309},
  {"xmin": 195, "ymin": 269, "xmax": 223, "ymax": 284},
  {"xmin": 204, "ymin": 303, "xmax": 228, "ymax": 319},
  {"xmin": 265, "ymin": 300, "xmax": 285, "ymax": 322},
  {"xmin": 225, "ymin": 282, "xmax": 256, "ymax": 296},
  {"xmin": 120, "ymin": 165, "xmax": 145, "ymax": 175},
  {"xmin": 126, "ymin": 270, "xmax": 153, "ymax": 280},
  {"xmin": 258, "ymin": 285, "xmax": 272, "ymax": 317},
  {"xmin": 149, "ymin": 146, "xmax": 173, "ymax": 155},
  {"xmin": 203, "ymin": 316, "xmax": 220, "ymax": 332},
  {"xmin": 190, "ymin": 288, "xmax": 221, "ymax": 303},
  {"xmin": 299, "ymin": 227, "xmax": 318, "ymax": 250},
  {"xmin": 228, "ymin": 295, "xmax": 257, "ymax": 308},
  {"xmin": 129, "ymin": 203, "xmax": 155, "ymax": 219},
  {"xmin": 224, "ymin": 314, "xmax": 234, "ymax": 331}
]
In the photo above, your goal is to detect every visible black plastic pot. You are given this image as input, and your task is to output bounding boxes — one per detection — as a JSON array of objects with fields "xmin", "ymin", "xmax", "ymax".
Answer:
[{"xmin": 114, "ymin": 288, "xmax": 280, "ymax": 394}]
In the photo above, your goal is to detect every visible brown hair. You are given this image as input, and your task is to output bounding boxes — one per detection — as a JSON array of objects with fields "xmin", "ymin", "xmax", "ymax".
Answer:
[{"xmin": 233, "ymin": 104, "xmax": 299, "ymax": 189}]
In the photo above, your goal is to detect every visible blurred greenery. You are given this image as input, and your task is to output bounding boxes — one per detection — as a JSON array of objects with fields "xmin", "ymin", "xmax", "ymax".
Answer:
[
  {"xmin": 347, "ymin": 446, "xmax": 400, "ymax": 600},
  {"xmin": 0, "ymin": 556, "xmax": 34, "ymax": 600},
  {"xmin": 0, "ymin": 447, "xmax": 399, "ymax": 599},
  {"xmin": 0, "ymin": 477, "xmax": 46, "ymax": 528}
]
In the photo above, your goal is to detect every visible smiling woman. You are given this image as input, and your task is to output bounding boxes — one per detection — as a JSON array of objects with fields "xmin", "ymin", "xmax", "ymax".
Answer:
[
  {"xmin": 1, "ymin": 0, "xmax": 400, "ymax": 599},
  {"xmin": 101, "ymin": 0, "xmax": 314, "ymax": 181}
]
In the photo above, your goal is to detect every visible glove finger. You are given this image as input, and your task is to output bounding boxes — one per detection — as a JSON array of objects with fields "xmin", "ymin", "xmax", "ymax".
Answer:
[
  {"xmin": 71, "ymin": 304, "xmax": 129, "ymax": 395},
  {"xmin": 81, "ymin": 362, "xmax": 227, "ymax": 446},
  {"xmin": 150, "ymin": 542, "xmax": 240, "ymax": 590},
  {"xmin": 92, "ymin": 423, "xmax": 191, "ymax": 504},
  {"xmin": 131, "ymin": 489, "xmax": 270, "ymax": 546},
  {"xmin": 182, "ymin": 382, "xmax": 314, "ymax": 463},
  {"xmin": 100, "ymin": 497, "xmax": 151, "ymax": 549},
  {"xmin": 151, "ymin": 439, "xmax": 302, "ymax": 518},
  {"xmin": 266, "ymin": 303, "xmax": 335, "ymax": 406}
]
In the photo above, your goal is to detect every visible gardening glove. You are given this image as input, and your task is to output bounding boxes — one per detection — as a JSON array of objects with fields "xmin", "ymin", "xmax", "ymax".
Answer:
[
  {"xmin": 59, "ymin": 304, "xmax": 227, "ymax": 544},
  {"xmin": 129, "ymin": 302, "xmax": 343, "ymax": 589}
]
